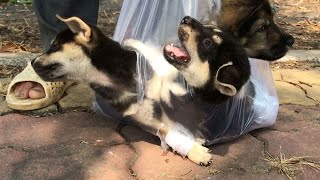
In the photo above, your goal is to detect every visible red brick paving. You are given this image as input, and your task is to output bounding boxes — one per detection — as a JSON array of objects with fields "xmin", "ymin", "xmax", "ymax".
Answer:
[
  {"xmin": 0, "ymin": 112, "xmax": 125, "ymax": 149},
  {"xmin": 0, "ymin": 105, "xmax": 319, "ymax": 179},
  {"xmin": 0, "ymin": 148, "xmax": 29, "ymax": 180},
  {"xmin": 268, "ymin": 105, "xmax": 320, "ymax": 132},
  {"xmin": 207, "ymin": 171, "xmax": 287, "ymax": 180}
]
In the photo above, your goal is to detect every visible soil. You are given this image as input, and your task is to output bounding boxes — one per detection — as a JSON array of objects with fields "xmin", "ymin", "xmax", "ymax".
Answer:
[
  {"xmin": 0, "ymin": 0, "xmax": 319, "ymax": 53},
  {"xmin": 0, "ymin": 64, "xmax": 23, "ymax": 78},
  {"xmin": 0, "ymin": 0, "xmax": 319, "ymax": 77},
  {"xmin": 272, "ymin": 0, "xmax": 320, "ymax": 50},
  {"xmin": 270, "ymin": 61, "xmax": 320, "ymax": 71},
  {"xmin": 0, "ymin": 0, "xmax": 122, "ymax": 53}
]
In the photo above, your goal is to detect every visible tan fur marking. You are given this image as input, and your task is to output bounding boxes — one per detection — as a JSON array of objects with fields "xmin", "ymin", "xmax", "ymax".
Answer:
[
  {"xmin": 37, "ymin": 43, "xmax": 114, "ymax": 87},
  {"xmin": 212, "ymin": 35, "xmax": 223, "ymax": 44},
  {"xmin": 213, "ymin": 28, "xmax": 222, "ymax": 32},
  {"xmin": 180, "ymin": 26, "xmax": 210, "ymax": 87},
  {"xmin": 182, "ymin": 60, "xmax": 210, "ymax": 88},
  {"xmin": 56, "ymin": 15, "xmax": 91, "ymax": 43}
]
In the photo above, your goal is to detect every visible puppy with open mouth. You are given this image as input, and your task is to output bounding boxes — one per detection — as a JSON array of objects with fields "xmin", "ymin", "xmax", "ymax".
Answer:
[
  {"xmin": 162, "ymin": 16, "xmax": 250, "ymax": 104},
  {"xmin": 31, "ymin": 15, "xmax": 211, "ymax": 165},
  {"xmin": 127, "ymin": 16, "xmax": 250, "ymax": 104}
]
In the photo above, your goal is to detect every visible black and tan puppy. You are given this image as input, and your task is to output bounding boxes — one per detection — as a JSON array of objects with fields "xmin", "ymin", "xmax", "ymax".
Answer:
[
  {"xmin": 218, "ymin": 0, "xmax": 294, "ymax": 61},
  {"xmin": 31, "ymin": 15, "xmax": 215, "ymax": 165},
  {"xmin": 126, "ymin": 16, "xmax": 250, "ymax": 104},
  {"xmin": 31, "ymin": 15, "xmax": 250, "ymax": 165},
  {"xmin": 163, "ymin": 16, "xmax": 250, "ymax": 104},
  {"xmin": 196, "ymin": 0, "xmax": 295, "ymax": 144}
]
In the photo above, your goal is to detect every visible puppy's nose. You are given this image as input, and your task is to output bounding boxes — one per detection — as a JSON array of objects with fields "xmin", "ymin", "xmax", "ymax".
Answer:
[
  {"xmin": 285, "ymin": 35, "xmax": 295, "ymax": 47},
  {"xmin": 181, "ymin": 16, "xmax": 192, "ymax": 24}
]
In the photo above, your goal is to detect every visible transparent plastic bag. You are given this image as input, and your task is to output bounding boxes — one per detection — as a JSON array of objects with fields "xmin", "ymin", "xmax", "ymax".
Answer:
[
  {"xmin": 199, "ymin": 59, "xmax": 278, "ymax": 144},
  {"xmin": 93, "ymin": 0, "xmax": 279, "ymax": 145}
]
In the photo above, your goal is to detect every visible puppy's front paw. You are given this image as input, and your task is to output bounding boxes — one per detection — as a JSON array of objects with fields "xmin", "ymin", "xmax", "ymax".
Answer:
[
  {"xmin": 187, "ymin": 141, "xmax": 212, "ymax": 166},
  {"xmin": 164, "ymin": 123, "xmax": 212, "ymax": 166}
]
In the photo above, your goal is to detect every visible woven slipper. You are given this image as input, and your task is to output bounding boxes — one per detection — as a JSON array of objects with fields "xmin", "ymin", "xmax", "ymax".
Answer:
[{"xmin": 6, "ymin": 61, "xmax": 74, "ymax": 110}]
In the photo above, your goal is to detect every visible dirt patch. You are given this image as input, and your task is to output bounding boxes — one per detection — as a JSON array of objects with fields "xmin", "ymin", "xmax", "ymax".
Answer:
[
  {"xmin": 0, "ymin": 2, "xmax": 40, "ymax": 52},
  {"xmin": 272, "ymin": 0, "xmax": 320, "ymax": 50},
  {"xmin": 270, "ymin": 61, "xmax": 320, "ymax": 71},
  {"xmin": 0, "ymin": 0, "xmax": 121, "ymax": 53},
  {"xmin": 0, "ymin": 0, "xmax": 319, "ymax": 81},
  {"xmin": 0, "ymin": 64, "xmax": 23, "ymax": 78},
  {"xmin": 0, "ymin": 0, "xmax": 319, "ymax": 53}
]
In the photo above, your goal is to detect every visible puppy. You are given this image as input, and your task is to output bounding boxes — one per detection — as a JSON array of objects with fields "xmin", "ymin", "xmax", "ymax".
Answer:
[
  {"xmin": 218, "ymin": 0, "xmax": 294, "ymax": 61},
  {"xmin": 124, "ymin": 16, "xmax": 252, "ymax": 146},
  {"xmin": 32, "ymin": 15, "xmax": 212, "ymax": 165},
  {"xmin": 197, "ymin": 0, "xmax": 296, "ymax": 144},
  {"xmin": 163, "ymin": 16, "xmax": 250, "ymax": 104},
  {"xmin": 31, "ymin": 16, "xmax": 249, "ymax": 165},
  {"xmin": 126, "ymin": 16, "xmax": 250, "ymax": 104}
]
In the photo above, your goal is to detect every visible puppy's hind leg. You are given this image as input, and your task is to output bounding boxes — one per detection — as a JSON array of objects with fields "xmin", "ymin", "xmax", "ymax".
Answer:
[{"xmin": 124, "ymin": 99, "xmax": 173, "ymax": 149}]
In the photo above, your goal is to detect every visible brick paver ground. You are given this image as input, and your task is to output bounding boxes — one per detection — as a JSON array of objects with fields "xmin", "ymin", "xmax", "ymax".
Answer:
[
  {"xmin": 0, "ymin": 68, "xmax": 319, "ymax": 179},
  {"xmin": 0, "ymin": 105, "xmax": 319, "ymax": 180}
]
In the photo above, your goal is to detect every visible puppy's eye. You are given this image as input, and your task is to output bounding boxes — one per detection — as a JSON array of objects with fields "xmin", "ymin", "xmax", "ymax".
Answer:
[
  {"xmin": 203, "ymin": 39, "xmax": 212, "ymax": 48},
  {"xmin": 257, "ymin": 25, "xmax": 268, "ymax": 32},
  {"xmin": 50, "ymin": 41, "xmax": 60, "ymax": 52}
]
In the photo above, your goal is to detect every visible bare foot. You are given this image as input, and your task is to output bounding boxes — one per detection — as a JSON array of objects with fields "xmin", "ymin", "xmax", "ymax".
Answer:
[{"xmin": 14, "ymin": 82, "xmax": 45, "ymax": 99}]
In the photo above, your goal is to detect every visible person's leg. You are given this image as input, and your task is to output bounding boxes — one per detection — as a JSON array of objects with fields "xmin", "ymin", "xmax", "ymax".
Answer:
[
  {"xmin": 14, "ymin": 0, "xmax": 99, "ymax": 100},
  {"xmin": 33, "ymin": 0, "xmax": 99, "ymax": 51}
]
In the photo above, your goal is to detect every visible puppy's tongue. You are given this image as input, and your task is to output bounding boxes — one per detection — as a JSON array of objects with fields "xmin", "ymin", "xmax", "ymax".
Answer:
[{"xmin": 165, "ymin": 45, "xmax": 189, "ymax": 59}]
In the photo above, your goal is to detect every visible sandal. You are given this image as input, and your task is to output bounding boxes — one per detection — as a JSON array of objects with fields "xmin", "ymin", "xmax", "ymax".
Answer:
[{"xmin": 6, "ymin": 61, "xmax": 74, "ymax": 110}]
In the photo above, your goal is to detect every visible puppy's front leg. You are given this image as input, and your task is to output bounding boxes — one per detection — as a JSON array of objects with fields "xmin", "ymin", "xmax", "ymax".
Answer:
[
  {"xmin": 125, "ymin": 99, "xmax": 212, "ymax": 165},
  {"xmin": 187, "ymin": 139, "xmax": 212, "ymax": 166},
  {"xmin": 165, "ymin": 123, "xmax": 212, "ymax": 166},
  {"xmin": 123, "ymin": 39, "xmax": 178, "ymax": 77}
]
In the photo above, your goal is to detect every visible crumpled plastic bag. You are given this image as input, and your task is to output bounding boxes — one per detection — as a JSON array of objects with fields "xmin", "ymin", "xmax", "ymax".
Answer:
[{"xmin": 92, "ymin": 0, "xmax": 278, "ymax": 145}]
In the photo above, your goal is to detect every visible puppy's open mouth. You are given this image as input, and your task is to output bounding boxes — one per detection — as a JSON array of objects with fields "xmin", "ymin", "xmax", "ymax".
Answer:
[{"xmin": 163, "ymin": 43, "xmax": 190, "ymax": 64}]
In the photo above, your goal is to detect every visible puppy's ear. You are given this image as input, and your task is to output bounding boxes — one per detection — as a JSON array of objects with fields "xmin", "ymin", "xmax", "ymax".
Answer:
[
  {"xmin": 214, "ymin": 62, "xmax": 237, "ymax": 96},
  {"xmin": 56, "ymin": 14, "xmax": 91, "ymax": 43}
]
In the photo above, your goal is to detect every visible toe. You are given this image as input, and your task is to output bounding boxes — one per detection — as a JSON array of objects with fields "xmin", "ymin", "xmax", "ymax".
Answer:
[
  {"xmin": 14, "ymin": 82, "xmax": 24, "ymax": 96},
  {"xmin": 15, "ymin": 82, "xmax": 35, "ymax": 99},
  {"xmin": 29, "ymin": 83, "xmax": 45, "ymax": 99}
]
